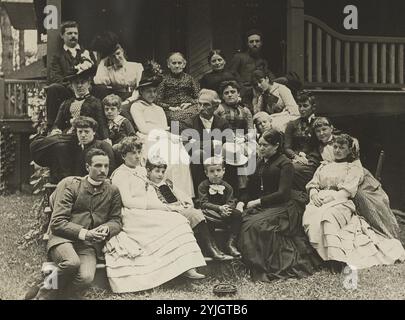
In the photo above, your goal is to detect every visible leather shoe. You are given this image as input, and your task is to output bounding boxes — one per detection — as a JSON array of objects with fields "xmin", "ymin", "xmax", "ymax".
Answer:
[{"xmin": 183, "ymin": 268, "xmax": 206, "ymax": 280}]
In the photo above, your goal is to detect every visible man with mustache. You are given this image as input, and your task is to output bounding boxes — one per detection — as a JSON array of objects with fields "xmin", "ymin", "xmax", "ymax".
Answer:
[
  {"xmin": 47, "ymin": 21, "xmax": 96, "ymax": 129},
  {"xmin": 31, "ymin": 148, "xmax": 122, "ymax": 299},
  {"xmin": 228, "ymin": 29, "xmax": 274, "ymax": 106}
]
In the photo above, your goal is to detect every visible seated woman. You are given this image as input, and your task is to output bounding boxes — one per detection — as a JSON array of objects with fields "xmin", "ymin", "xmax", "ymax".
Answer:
[
  {"xmin": 199, "ymin": 50, "xmax": 240, "ymax": 94},
  {"xmin": 303, "ymin": 134, "xmax": 405, "ymax": 273},
  {"xmin": 145, "ymin": 157, "xmax": 230, "ymax": 260},
  {"xmin": 130, "ymin": 62, "xmax": 195, "ymax": 198},
  {"xmin": 51, "ymin": 67, "xmax": 109, "ymax": 141},
  {"xmin": 156, "ymin": 52, "xmax": 200, "ymax": 132},
  {"xmin": 284, "ymin": 90, "xmax": 321, "ymax": 192},
  {"xmin": 104, "ymin": 137, "xmax": 206, "ymax": 293},
  {"xmin": 103, "ymin": 94, "xmax": 136, "ymax": 146},
  {"xmin": 214, "ymin": 80, "xmax": 255, "ymax": 196},
  {"xmin": 92, "ymin": 32, "xmax": 143, "ymax": 104},
  {"xmin": 238, "ymin": 129, "xmax": 321, "ymax": 281},
  {"xmin": 311, "ymin": 117, "xmax": 401, "ymax": 240},
  {"xmin": 252, "ymin": 69, "xmax": 300, "ymax": 132}
]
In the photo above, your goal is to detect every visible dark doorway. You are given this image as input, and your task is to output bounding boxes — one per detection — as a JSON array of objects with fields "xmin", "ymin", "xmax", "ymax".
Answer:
[
  {"xmin": 212, "ymin": 0, "xmax": 287, "ymax": 77},
  {"xmin": 61, "ymin": 0, "xmax": 187, "ymax": 66}
]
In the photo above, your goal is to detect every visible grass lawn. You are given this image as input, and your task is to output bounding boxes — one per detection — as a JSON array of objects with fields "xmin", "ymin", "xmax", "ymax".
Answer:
[{"xmin": 1, "ymin": 194, "xmax": 405, "ymax": 300}]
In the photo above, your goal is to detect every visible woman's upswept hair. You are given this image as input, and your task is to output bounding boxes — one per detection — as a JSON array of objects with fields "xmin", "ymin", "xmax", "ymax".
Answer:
[
  {"xmin": 115, "ymin": 136, "xmax": 143, "ymax": 157},
  {"xmin": 207, "ymin": 49, "xmax": 226, "ymax": 64},
  {"xmin": 334, "ymin": 134, "xmax": 360, "ymax": 162},
  {"xmin": 167, "ymin": 52, "xmax": 187, "ymax": 64},
  {"xmin": 261, "ymin": 129, "xmax": 284, "ymax": 153},
  {"xmin": 312, "ymin": 117, "xmax": 333, "ymax": 130},
  {"xmin": 296, "ymin": 90, "xmax": 317, "ymax": 109},
  {"xmin": 251, "ymin": 69, "xmax": 273, "ymax": 84},
  {"xmin": 219, "ymin": 80, "xmax": 241, "ymax": 95},
  {"xmin": 145, "ymin": 156, "xmax": 168, "ymax": 171}
]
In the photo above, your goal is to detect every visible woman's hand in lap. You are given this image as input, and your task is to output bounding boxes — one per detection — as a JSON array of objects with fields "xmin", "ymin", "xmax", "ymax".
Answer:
[
  {"xmin": 247, "ymin": 199, "xmax": 261, "ymax": 209},
  {"xmin": 310, "ymin": 193, "xmax": 323, "ymax": 207},
  {"xmin": 321, "ymin": 195, "xmax": 334, "ymax": 205}
]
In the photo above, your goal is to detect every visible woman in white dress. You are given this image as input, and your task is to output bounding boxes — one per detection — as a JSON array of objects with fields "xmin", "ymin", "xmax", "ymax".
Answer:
[
  {"xmin": 130, "ymin": 62, "xmax": 195, "ymax": 198},
  {"xmin": 104, "ymin": 136, "xmax": 206, "ymax": 294},
  {"xmin": 92, "ymin": 32, "xmax": 143, "ymax": 105},
  {"xmin": 303, "ymin": 134, "xmax": 405, "ymax": 273}
]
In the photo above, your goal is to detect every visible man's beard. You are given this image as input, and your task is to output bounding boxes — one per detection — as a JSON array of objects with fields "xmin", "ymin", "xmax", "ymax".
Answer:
[{"xmin": 249, "ymin": 47, "xmax": 261, "ymax": 58}]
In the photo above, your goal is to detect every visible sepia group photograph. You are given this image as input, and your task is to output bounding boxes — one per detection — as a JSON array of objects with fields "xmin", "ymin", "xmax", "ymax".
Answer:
[{"xmin": 0, "ymin": 0, "xmax": 404, "ymax": 306}]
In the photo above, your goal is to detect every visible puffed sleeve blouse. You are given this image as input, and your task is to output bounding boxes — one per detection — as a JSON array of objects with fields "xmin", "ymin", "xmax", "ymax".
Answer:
[{"xmin": 306, "ymin": 161, "xmax": 364, "ymax": 199}]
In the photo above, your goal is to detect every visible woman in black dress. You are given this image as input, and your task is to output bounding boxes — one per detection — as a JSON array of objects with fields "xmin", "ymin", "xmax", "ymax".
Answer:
[
  {"xmin": 239, "ymin": 129, "xmax": 321, "ymax": 281},
  {"xmin": 199, "ymin": 50, "xmax": 240, "ymax": 94}
]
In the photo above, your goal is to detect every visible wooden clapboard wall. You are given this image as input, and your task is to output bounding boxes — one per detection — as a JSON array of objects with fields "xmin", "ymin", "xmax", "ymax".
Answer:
[{"xmin": 186, "ymin": 0, "xmax": 212, "ymax": 80}]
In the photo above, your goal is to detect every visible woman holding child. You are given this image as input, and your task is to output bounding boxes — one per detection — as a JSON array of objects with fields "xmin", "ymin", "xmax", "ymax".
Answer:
[
  {"xmin": 103, "ymin": 136, "xmax": 206, "ymax": 293},
  {"xmin": 239, "ymin": 129, "xmax": 321, "ymax": 281}
]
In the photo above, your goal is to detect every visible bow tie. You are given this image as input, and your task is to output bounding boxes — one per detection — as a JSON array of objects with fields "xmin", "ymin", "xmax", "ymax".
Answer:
[
  {"xmin": 209, "ymin": 184, "xmax": 225, "ymax": 195},
  {"xmin": 74, "ymin": 94, "xmax": 90, "ymax": 101}
]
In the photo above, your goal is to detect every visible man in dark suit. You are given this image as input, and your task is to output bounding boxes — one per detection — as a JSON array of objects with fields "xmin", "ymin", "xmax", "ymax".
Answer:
[
  {"xmin": 46, "ymin": 21, "xmax": 96, "ymax": 128},
  {"xmin": 32, "ymin": 148, "xmax": 122, "ymax": 300},
  {"xmin": 182, "ymin": 89, "xmax": 231, "ymax": 195}
]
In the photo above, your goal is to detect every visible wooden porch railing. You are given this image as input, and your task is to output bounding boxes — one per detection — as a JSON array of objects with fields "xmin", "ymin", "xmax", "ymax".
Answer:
[
  {"xmin": 304, "ymin": 15, "xmax": 405, "ymax": 89},
  {"xmin": 0, "ymin": 78, "xmax": 46, "ymax": 119}
]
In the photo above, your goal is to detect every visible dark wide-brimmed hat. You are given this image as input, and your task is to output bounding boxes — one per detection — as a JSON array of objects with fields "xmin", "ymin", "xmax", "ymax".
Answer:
[
  {"xmin": 64, "ymin": 64, "xmax": 97, "ymax": 82},
  {"xmin": 91, "ymin": 31, "xmax": 120, "ymax": 59},
  {"xmin": 138, "ymin": 61, "xmax": 163, "ymax": 89}
]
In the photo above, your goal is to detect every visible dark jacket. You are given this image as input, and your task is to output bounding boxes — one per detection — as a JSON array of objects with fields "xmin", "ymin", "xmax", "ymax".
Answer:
[
  {"xmin": 72, "ymin": 139, "xmax": 116, "ymax": 177},
  {"xmin": 53, "ymin": 95, "xmax": 109, "ymax": 140},
  {"xmin": 242, "ymin": 153, "xmax": 294, "ymax": 208},
  {"xmin": 182, "ymin": 114, "xmax": 231, "ymax": 150},
  {"xmin": 228, "ymin": 51, "xmax": 274, "ymax": 87},
  {"xmin": 47, "ymin": 176, "xmax": 123, "ymax": 256},
  {"xmin": 49, "ymin": 46, "xmax": 96, "ymax": 84}
]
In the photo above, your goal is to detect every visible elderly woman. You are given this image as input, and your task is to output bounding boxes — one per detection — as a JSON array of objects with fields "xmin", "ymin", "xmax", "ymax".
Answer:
[
  {"xmin": 199, "ymin": 50, "xmax": 240, "ymax": 94},
  {"xmin": 130, "ymin": 62, "xmax": 195, "ymax": 198},
  {"xmin": 253, "ymin": 111, "xmax": 272, "ymax": 138},
  {"xmin": 284, "ymin": 91, "xmax": 321, "ymax": 192},
  {"xmin": 156, "ymin": 52, "xmax": 200, "ymax": 132},
  {"xmin": 238, "ymin": 129, "xmax": 321, "ymax": 281},
  {"xmin": 252, "ymin": 69, "xmax": 300, "ymax": 132},
  {"xmin": 104, "ymin": 136, "xmax": 206, "ymax": 293},
  {"xmin": 92, "ymin": 32, "xmax": 143, "ymax": 104},
  {"xmin": 303, "ymin": 134, "xmax": 405, "ymax": 273},
  {"xmin": 311, "ymin": 117, "xmax": 401, "ymax": 240}
]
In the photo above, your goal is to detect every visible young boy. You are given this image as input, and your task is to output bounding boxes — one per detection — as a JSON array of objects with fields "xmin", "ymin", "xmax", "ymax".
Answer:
[
  {"xmin": 311, "ymin": 117, "xmax": 336, "ymax": 162},
  {"xmin": 145, "ymin": 157, "xmax": 231, "ymax": 260},
  {"xmin": 103, "ymin": 94, "xmax": 136, "ymax": 146},
  {"xmin": 198, "ymin": 157, "xmax": 244, "ymax": 258}
]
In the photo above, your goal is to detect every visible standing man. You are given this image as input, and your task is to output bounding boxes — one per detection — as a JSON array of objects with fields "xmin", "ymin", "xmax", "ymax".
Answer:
[
  {"xmin": 228, "ymin": 29, "xmax": 274, "ymax": 105},
  {"xmin": 47, "ymin": 21, "xmax": 96, "ymax": 128},
  {"xmin": 33, "ymin": 149, "xmax": 122, "ymax": 299}
]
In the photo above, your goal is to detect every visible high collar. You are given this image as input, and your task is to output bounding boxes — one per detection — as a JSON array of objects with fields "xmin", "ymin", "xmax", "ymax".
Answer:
[{"xmin": 87, "ymin": 176, "xmax": 103, "ymax": 186}]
